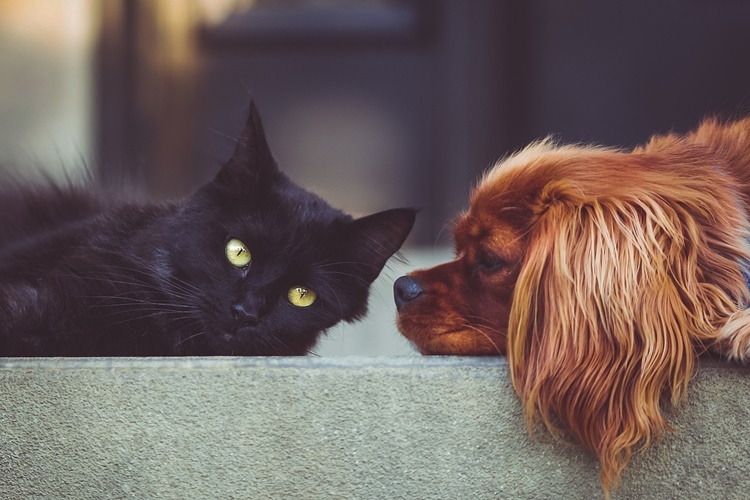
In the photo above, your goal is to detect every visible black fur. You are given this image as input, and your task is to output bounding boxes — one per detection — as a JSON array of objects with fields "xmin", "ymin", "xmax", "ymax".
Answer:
[{"xmin": 0, "ymin": 101, "xmax": 416, "ymax": 356}]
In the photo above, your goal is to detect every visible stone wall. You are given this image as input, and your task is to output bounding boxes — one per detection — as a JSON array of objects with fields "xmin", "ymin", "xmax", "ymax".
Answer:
[{"xmin": 1, "ymin": 357, "xmax": 748, "ymax": 499}]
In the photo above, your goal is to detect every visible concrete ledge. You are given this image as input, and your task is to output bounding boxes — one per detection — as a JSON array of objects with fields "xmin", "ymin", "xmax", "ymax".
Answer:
[{"xmin": 1, "ymin": 357, "xmax": 748, "ymax": 499}]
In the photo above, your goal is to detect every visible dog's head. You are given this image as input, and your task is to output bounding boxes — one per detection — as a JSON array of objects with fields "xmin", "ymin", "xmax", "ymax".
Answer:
[{"xmin": 395, "ymin": 132, "xmax": 750, "ymax": 493}]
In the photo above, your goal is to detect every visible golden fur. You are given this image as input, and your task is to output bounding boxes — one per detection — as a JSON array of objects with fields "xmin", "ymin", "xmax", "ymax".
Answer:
[{"xmin": 395, "ymin": 117, "xmax": 750, "ymax": 495}]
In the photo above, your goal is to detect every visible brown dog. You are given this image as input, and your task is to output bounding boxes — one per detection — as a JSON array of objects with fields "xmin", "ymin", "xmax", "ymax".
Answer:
[{"xmin": 394, "ymin": 117, "xmax": 750, "ymax": 495}]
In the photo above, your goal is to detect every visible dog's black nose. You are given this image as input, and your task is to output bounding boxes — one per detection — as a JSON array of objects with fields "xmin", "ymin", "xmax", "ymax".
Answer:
[{"xmin": 394, "ymin": 275, "xmax": 424, "ymax": 311}]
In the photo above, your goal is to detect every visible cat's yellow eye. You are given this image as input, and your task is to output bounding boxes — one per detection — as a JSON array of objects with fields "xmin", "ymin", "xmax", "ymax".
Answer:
[
  {"xmin": 225, "ymin": 238, "xmax": 251, "ymax": 268},
  {"xmin": 288, "ymin": 286, "xmax": 316, "ymax": 308}
]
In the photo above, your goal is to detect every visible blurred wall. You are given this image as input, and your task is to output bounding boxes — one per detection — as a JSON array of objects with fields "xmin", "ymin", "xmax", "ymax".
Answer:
[
  {"xmin": 0, "ymin": 0, "xmax": 95, "ymax": 177},
  {"xmin": 3, "ymin": 1, "xmax": 750, "ymax": 235},
  {"xmin": 95, "ymin": 0, "xmax": 750, "ymax": 245},
  {"xmin": 522, "ymin": 0, "xmax": 750, "ymax": 148}
]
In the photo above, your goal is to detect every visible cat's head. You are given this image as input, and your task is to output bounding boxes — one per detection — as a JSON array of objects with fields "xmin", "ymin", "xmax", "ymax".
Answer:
[{"xmin": 160, "ymin": 101, "xmax": 416, "ymax": 355}]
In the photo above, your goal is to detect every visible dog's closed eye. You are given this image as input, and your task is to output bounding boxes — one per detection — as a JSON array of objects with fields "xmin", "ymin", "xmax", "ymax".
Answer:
[{"xmin": 476, "ymin": 249, "xmax": 507, "ymax": 274}]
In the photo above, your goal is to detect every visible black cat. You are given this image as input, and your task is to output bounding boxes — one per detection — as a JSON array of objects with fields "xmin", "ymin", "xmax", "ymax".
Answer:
[{"xmin": 0, "ymin": 102, "xmax": 415, "ymax": 356}]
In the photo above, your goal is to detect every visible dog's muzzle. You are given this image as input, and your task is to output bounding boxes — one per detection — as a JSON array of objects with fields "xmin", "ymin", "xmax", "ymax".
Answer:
[{"xmin": 394, "ymin": 275, "xmax": 424, "ymax": 311}]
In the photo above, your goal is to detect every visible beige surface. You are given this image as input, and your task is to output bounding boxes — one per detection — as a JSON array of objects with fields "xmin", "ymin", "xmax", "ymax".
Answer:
[{"xmin": 0, "ymin": 356, "xmax": 748, "ymax": 499}]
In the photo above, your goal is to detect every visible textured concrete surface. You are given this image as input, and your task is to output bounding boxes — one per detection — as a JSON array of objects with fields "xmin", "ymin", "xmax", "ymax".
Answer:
[{"xmin": 0, "ymin": 356, "xmax": 748, "ymax": 500}]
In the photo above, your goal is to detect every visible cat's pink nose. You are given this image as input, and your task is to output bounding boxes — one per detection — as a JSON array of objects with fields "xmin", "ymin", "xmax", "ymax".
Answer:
[{"xmin": 232, "ymin": 303, "xmax": 259, "ymax": 326}]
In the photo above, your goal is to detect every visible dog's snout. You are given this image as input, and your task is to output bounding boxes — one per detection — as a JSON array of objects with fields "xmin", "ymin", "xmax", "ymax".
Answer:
[{"xmin": 394, "ymin": 275, "xmax": 424, "ymax": 311}]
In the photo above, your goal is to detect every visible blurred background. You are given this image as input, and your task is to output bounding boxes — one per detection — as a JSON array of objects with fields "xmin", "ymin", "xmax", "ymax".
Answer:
[{"xmin": 2, "ymin": 0, "xmax": 750, "ymax": 355}]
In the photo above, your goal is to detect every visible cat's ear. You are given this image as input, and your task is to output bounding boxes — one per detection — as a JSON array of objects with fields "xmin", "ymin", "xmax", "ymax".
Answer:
[
  {"xmin": 214, "ymin": 100, "xmax": 279, "ymax": 189},
  {"xmin": 342, "ymin": 208, "xmax": 417, "ymax": 283}
]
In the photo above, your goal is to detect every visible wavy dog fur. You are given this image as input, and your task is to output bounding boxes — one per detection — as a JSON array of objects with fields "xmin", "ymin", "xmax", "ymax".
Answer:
[{"xmin": 395, "ymin": 117, "xmax": 750, "ymax": 495}]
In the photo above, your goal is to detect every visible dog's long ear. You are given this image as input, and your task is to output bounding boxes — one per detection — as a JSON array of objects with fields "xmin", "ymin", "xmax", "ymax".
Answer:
[{"xmin": 506, "ymin": 178, "xmax": 741, "ymax": 495}]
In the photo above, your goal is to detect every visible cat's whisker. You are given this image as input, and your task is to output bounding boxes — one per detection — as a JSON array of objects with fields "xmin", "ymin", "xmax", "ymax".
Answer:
[
  {"xmin": 68, "ymin": 269, "xmax": 212, "ymax": 315},
  {"xmin": 81, "ymin": 294, "xmax": 193, "ymax": 319},
  {"xmin": 91, "ymin": 312, "xmax": 166, "ymax": 331},
  {"xmin": 265, "ymin": 333, "xmax": 293, "ymax": 356},
  {"xmin": 90, "ymin": 307, "xmax": 197, "ymax": 324},
  {"xmin": 320, "ymin": 270, "xmax": 372, "ymax": 286},
  {"xmin": 68, "ymin": 274, "xmax": 176, "ymax": 298},
  {"xmin": 87, "ymin": 296, "xmax": 196, "ymax": 310},
  {"xmin": 171, "ymin": 321, "xmax": 208, "ymax": 347},
  {"xmin": 318, "ymin": 261, "xmax": 381, "ymax": 270},
  {"xmin": 174, "ymin": 331, "xmax": 206, "ymax": 347},
  {"xmin": 97, "ymin": 308, "xmax": 196, "ymax": 319},
  {"xmin": 70, "ymin": 262, "xmax": 206, "ymax": 300},
  {"xmin": 314, "ymin": 281, "xmax": 344, "ymax": 316}
]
